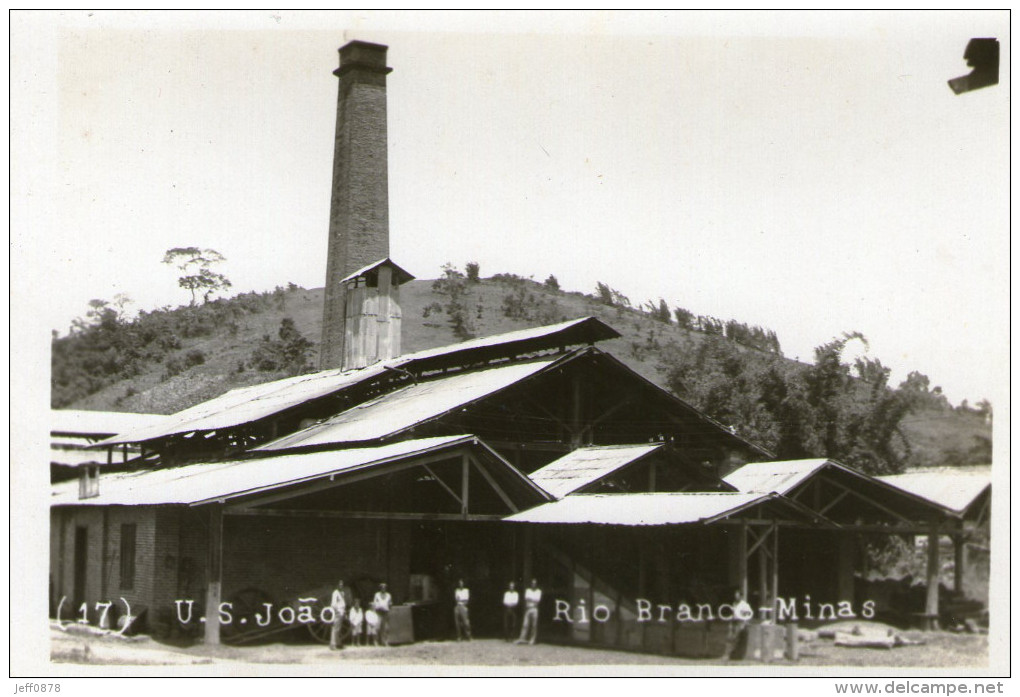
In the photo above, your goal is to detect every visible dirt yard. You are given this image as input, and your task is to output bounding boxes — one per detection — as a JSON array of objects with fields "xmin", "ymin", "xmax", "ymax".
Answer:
[{"xmin": 49, "ymin": 623, "xmax": 988, "ymax": 673}]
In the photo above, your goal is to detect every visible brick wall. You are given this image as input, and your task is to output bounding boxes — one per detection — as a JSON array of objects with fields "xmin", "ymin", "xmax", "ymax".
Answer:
[{"xmin": 49, "ymin": 505, "xmax": 159, "ymax": 628}]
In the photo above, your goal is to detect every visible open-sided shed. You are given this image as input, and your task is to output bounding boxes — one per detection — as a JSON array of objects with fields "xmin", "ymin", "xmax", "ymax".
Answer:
[{"xmin": 725, "ymin": 459, "xmax": 977, "ymax": 627}]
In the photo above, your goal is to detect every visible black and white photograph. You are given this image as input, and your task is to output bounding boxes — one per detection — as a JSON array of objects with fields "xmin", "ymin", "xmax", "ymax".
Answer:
[{"xmin": 10, "ymin": 10, "xmax": 1010, "ymax": 684}]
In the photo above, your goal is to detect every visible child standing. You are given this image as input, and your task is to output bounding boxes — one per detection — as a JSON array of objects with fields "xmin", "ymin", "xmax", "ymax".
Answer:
[
  {"xmin": 364, "ymin": 607, "xmax": 381, "ymax": 647},
  {"xmin": 348, "ymin": 598, "xmax": 364, "ymax": 647}
]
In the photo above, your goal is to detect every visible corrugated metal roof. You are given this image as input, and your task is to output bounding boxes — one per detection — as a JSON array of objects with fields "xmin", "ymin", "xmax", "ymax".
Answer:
[
  {"xmin": 387, "ymin": 317, "xmax": 614, "ymax": 366},
  {"xmin": 876, "ymin": 469, "xmax": 991, "ymax": 514},
  {"xmin": 51, "ymin": 409, "xmax": 165, "ymax": 437},
  {"xmin": 725, "ymin": 458, "xmax": 959, "ymax": 520},
  {"xmin": 340, "ymin": 258, "xmax": 415, "ymax": 285},
  {"xmin": 723, "ymin": 459, "xmax": 830, "ymax": 494},
  {"xmin": 257, "ymin": 358, "xmax": 561, "ymax": 451},
  {"xmin": 98, "ymin": 364, "xmax": 390, "ymax": 446},
  {"xmin": 504, "ymin": 492, "xmax": 777, "ymax": 526},
  {"xmin": 51, "ymin": 447, "xmax": 106, "ymax": 467},
  {"xmin": 528, "ymin": 444, "xmax": 664, "ymax": 499},
  {"xmin": 51, "ymin": 435, "xmax": 478, "ymax": 507},
  {"xmin": 99, "ymin": 317, "xmax": 618, "ymax": 447}
]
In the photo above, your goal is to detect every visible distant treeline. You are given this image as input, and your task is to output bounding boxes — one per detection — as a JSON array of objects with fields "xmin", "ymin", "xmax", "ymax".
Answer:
[{"xmin": 594, "ymin": 281, "xmax": 782, "ymax": 355}]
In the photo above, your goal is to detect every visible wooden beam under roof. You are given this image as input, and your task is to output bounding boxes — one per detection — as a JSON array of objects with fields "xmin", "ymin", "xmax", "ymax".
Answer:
[{"xmin": 224, "ymin": 508, "xmax": 506, "ymax": 521}]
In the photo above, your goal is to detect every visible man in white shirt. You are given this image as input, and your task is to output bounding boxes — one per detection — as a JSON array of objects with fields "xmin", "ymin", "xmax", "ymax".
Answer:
[
  {"xmin": 515, "ymin": 578, "xmax": 542, "ymax": 645},
  {"xmin": 329, "ymin": 579, "xmax": 347, "ymax": 651},
  {"xmin": 372, "ymin": 582, "xmax": 393, "ymax": 646},
  {"xmin": 453, "ymin": 579, "xmax": 472, "ymax": 641},
  {"xmin": 502, "ymin": 581, "xmax": 519, "ymax": 642}
]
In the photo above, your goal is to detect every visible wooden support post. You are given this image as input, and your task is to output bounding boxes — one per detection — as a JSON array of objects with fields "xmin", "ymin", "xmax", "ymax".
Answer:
[
  {"xmin": 737, "ymin": 522, "xmax": 748, "ymax": 600},
  {"xmin": 57, "ymin": 508, "xmax": 66, "ymax": 608},
  {"xmin": 461, "ymin": 455, "xmax": 470, "ymax": 519},
  {"xmin": 757, "ymin": 532, "xmax": 768, "ymax": 612},
  {"xmin": 204, "ymin": 504, "xmax": 224, "ymax": 646},
  {"xmin": 836, "ymin": 531, "xmax": 855, "ymax": 603},
  {"xmin": 925, "ymin": 526, "xmax": 940, "ymax": 630},
  {"xmin": 100, "ymin": 509, "xmax": 109, "ymax": 603},
  {"xmin": 522, "ymin": 526, "xmax": 533, "ymax": 584},
  {"xmin": 770, "ymin": 522, "xmax": 779, "ymax": 618},
  {"xmin": 569, "ymin": 373, "xmax": 583, "ymax": 449},
  {"xmin": 953, "ymin": 533, "xmax": 966, "ymax": 595},
  {"xmin": 637, "ymin": 537, "xmax": 647, "ymax": 597}
]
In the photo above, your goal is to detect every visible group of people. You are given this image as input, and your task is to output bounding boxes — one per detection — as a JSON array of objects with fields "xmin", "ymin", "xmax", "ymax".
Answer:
[
  {"xmin": 327, "ymin": 577, "xmax": 546, "ymax": 650},
  {"xmin": 328, "ymin": 580, "xmax": 393, "ymax": 651},
  {"xmin": 328, "ymin": 577, "xmax": 751, "ymax": 655},
  {"xmin": 454, "ymin": 578, "xmax": 543, "ymax": 645}
]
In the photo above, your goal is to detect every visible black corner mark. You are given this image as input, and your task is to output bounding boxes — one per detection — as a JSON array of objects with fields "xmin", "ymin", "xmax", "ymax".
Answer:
[{"xmin": 948, "ymin": 38, "xmax": 999, "ymax": 95}]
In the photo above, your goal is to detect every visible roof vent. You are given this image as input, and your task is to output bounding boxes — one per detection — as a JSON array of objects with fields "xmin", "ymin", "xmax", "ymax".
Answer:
[{"xmin": 78, "ymin": 464, "xmax": 100, "ymax": 499}]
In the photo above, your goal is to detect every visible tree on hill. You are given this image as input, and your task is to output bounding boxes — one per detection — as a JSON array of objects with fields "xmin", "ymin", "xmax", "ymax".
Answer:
[
  {"xmin": 594, "ymin": 282, "xmax": 630, "ymax": 308},
  {"xmin": 162, "ymin": 247, "xmax": 232, "ymax": 305},
  {"xmin": 249, "ymin": 317, "xmax": 315, "ymax": 375},
  {"xmin": 644, "ymin": 298, "xmax": 671, "ymax": 324},
  {"xmin": 432, "ymin": 263, "xmax": 475, "ymax": 340},
  {"xmin": 660, "ymin": 330, "xmax": 916, "ymax": 475}
]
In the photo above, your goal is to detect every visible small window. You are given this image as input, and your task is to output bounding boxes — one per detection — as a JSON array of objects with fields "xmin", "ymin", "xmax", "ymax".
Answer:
[{"xmin": 120, "ymin": 524, "xmax": 136, "ymax": 590}]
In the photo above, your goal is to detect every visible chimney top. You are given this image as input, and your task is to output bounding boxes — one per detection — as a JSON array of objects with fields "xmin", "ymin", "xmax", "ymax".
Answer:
[{"xmin": 335, "ymin": 40, "xmax": 393, "ymax": 79}]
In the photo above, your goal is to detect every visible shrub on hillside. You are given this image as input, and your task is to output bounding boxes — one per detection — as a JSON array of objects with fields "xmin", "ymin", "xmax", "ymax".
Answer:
[{"xmin": 249, "ymin": 318, "xmax": 315, "ymax": 375}]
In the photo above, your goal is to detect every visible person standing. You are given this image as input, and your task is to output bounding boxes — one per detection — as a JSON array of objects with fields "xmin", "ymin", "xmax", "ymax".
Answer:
[
  {"xmin": 515, "ymin": 578, "xmax": 542, "ymax": 645},
  {"xmin": 364, "ymin": 607, "xmax": 380, "ymax": 646},
  {"xmin": 502, "ymin": 581, "xmax": 520, "ymax": 642},
  {"xmin": 372, "ymin": 582, "xmax": 393, "ymax": 646},
  {"xmin": 727, "ymin": 589, "xmax": 753, "ymax": 660},
  {"xmin": 329, "ymin": 579, "xmax": 347, "ymax": 651},
  {"xmin": 453, "ymin": 579, "xmax": 472, "ymax": 641},
  {"xmin": 348, "ymin": 598, "xmax": 364, "ymax": 647}
]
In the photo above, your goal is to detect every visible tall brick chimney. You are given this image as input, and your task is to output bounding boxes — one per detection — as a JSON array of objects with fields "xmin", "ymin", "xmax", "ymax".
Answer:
[{"xmin": 320, "ymin": 41, "xmax": 393, "ymax": 369}]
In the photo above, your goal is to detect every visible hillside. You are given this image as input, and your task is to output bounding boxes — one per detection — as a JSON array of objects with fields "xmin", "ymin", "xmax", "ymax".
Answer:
[{"xmin": 54, "ymin": 275, "xmax": 990, "ymax": 469}]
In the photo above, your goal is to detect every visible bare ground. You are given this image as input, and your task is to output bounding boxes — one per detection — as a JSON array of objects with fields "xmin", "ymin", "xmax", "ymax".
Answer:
[{"xmin": 50, "ymin": 624, "xmax": 987, "ymax": 673}]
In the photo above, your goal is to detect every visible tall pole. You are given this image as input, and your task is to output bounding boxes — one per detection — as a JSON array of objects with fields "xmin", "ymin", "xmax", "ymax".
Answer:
[
  {"xmin": 204, "ymin": 504, "xmax": 224, "ymax": 646},
  {"xmin": 925, "ymin": 525, "xmax": 941, "ymax": 630}
]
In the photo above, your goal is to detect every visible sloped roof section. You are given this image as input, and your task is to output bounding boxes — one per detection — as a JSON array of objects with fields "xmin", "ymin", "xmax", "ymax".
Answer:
[
  {"xmin": 51, "ymin": 445, "xmax": 107, "ymax": 467},
  {"xmin": 528, "ymin": 444, "xmax": 664, "ymax": 499},
  {"xmin": 257, "ymin": 357, "xmax": 562, "ymax": 451},
  {"xmin": 504, "ymin": 491, "xmax": 820, "ymax": 526},
  {"xmin": 97, "ymin": 365, "xmax": 390, "ymax": 446},
  {"xmin": 385, "ymin": 316, "xmax": 619, "ymax": 374},
  {"xmin": 877, "ymin": 468, "xmax": 991, "ymax": 515},
  {"xmin": 53, "ymin": 435, "xmax": 549, "ymax": 507},
  {"xmin": 725, "ymin": 458, "xmax": 957, "ymax": 522},
  {"xmin": 340, "ymin": 257, "xmax": 415, "ymax": 285},
  {"xmin": 723, "ymin": 459, "xmax": 830, "ymax": 495},
  {"xmin": 52, "ymin": 409, "xmax": 165, "ymax": 438},
  {"xmin": 99, "ymin": 317, "xmax": 618, "ymax": 447}
]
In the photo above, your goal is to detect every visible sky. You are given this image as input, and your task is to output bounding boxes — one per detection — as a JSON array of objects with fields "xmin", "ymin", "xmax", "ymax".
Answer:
[{"xmin": 11, "ymin": 10, "xmax": 1010, "ymax": 406}]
